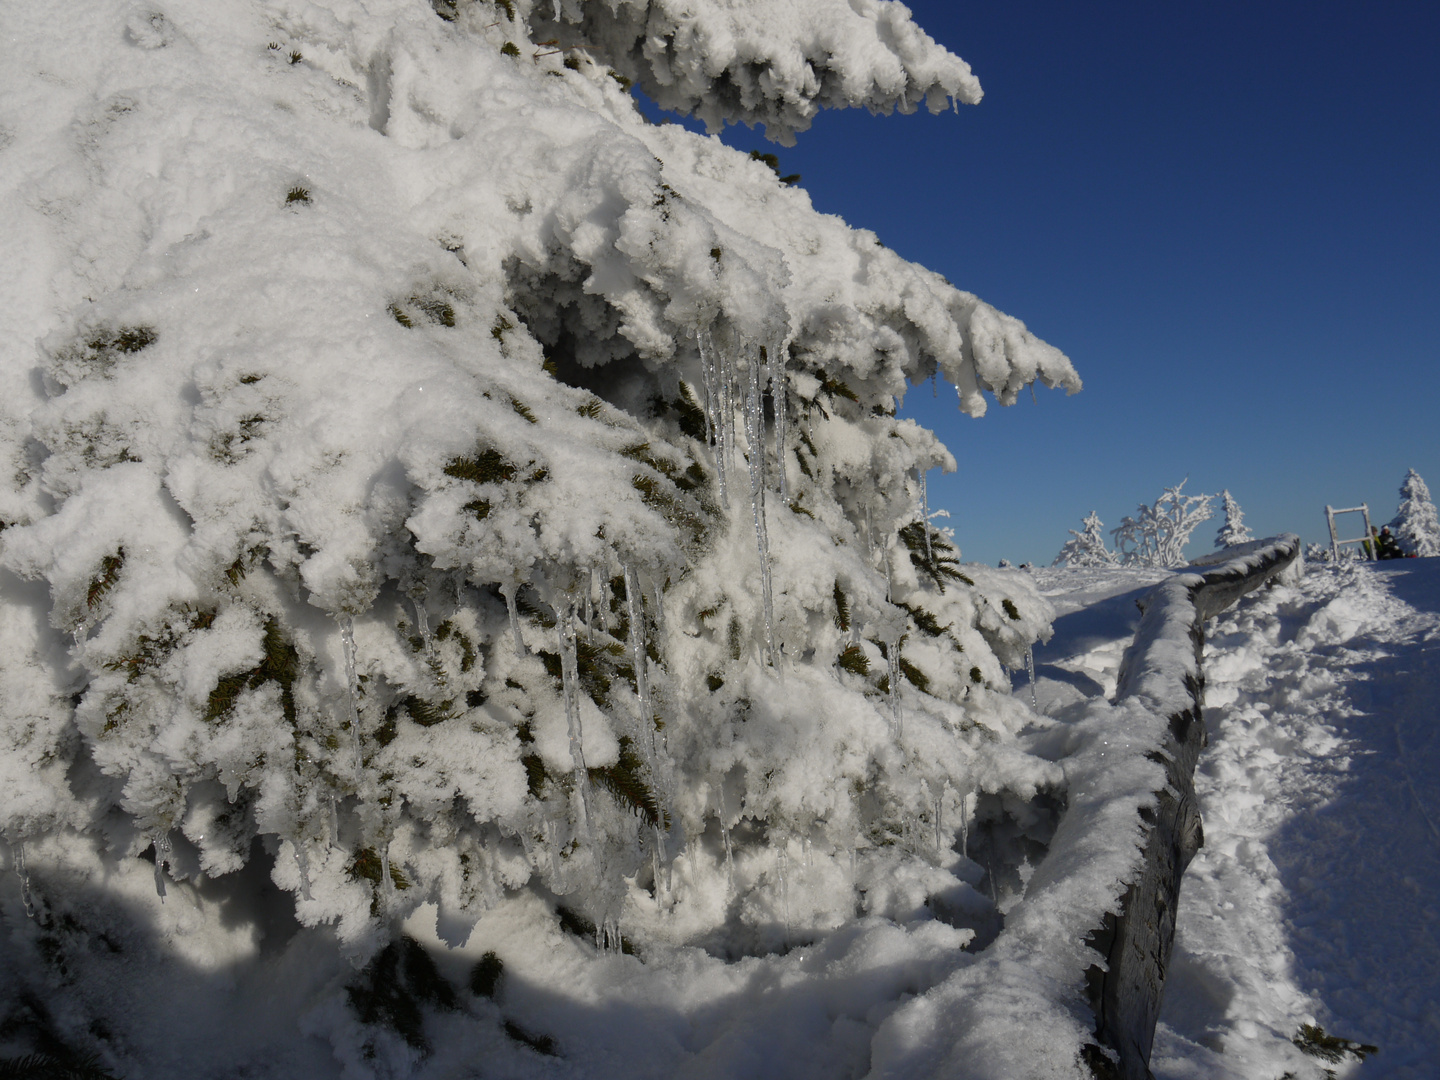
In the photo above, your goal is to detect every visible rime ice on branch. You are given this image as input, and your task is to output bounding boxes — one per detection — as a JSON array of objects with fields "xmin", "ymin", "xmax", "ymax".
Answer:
[{"xmin": 0, "ymin": 0, "xmax": 1078, "ymax": 989}]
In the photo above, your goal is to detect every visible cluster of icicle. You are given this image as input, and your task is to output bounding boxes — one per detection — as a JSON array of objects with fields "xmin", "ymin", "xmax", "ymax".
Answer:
[{"xmin": 697, "ymin": 326, "xmax": 787, "ymax": 668}]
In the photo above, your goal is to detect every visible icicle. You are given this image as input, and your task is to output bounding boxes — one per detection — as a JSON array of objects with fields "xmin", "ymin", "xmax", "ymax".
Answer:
[
  {"xmin": 502, "ymin": 584, "xmax": 525, "ymax": 656},
  {"xmin": 919, "ymin": 468, "xmax": 934, "ymax": 568},
  {"xmin": 329, "ymin": 797, "xmax": 340, "ymax": 846},
  {"xmin": 651, "ymin": 825, "xmax": 667, "ymax": 903},
  {"xmin": 743, "ymin": 345, "xmax": 776, "ymax": 667},
  {"xmin": 582, "ymin": 568, "xmax": 594, "ymax": 638},
  {"xmin": 1025, "ymin": 645, "xmax": 1038, "ymax": 710},
  {"xmin": 623, "ymin": 564, "xmax": 656, "ymax": 764},
  {"xmin": 380, "ymin": 845, "xmax": 394, "ymax": 896},
  {"xmin": 559, "ymin": 602, "xmax": 591, "ymax": 838},
  {"xmin": 777, "ymin": 846, "xmax": 791, "ymax": 943},
  {"xmin": 960, "ymin": 790, "xmax": 971, "ymax": 860},
  {"xmin": 698, "ymin": 329, "xmax": 716, "ymax": 448},
  {"xmin": 295, "ymin": 843, "xmax": 313, "ymax": 902},
  {"xmin": 933, "ymin": 782, "xmax": 945, "ymax": 857},
  {"xmin": 931, "ymin": 370, "xmax": 938, "ymax": 397},
  {"xmin": 340, "ymin": 616, "xmax": 364, "ymax": 777},
  {"xmin": 717, "ymin": 784, "xmax": 734, "ymax": 893},
  {"xmin": 11, "ymin": 843, "xmax": 34, "ymax": 919},
  {"xmin": 411, "ymin": 592, "xmax": 434, "ymax": 663},
  {"xmin": 153, "ymin": 833, "xmax": 173, "ymax": 901},
  {"xmin": 770, "ymin": 340, "xmax": 789, "ymax": 503},
  {"xmin": 887, "ymin": 643, "xmax": 902, "ymax": 738},
  {"xmin": 699, "ymin": 328, "xmax": 729, "ymax": 509},
  {"xmin": 650, "ymin": 581, "xmax": 667, "ymax": 657}
]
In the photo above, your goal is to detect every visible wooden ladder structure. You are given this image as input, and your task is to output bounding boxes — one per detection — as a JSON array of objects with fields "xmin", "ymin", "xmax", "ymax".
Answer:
[{"xmin": 1325, "ymin": 504, "xmax": 1375, "ymax": 562}]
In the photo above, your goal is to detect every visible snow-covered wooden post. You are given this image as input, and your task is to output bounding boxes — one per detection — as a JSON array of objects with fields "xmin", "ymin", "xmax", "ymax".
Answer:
[{"xmin": 1086, "ymin": 535, "xmax": 1301, "ymax": 1080}]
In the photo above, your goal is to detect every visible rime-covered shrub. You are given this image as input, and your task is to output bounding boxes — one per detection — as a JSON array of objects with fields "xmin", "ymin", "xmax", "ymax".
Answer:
[
  {"xmin": 0, "ymin": 0, "xmax": 1080, "ymax": 985},
  {"xmin": 1053, "ymin": 511, "xmax": 1117, "ymax": 567},
  {"xmin": 1390, "ymin": 469, "xmax": 1440, "ymax": 557}
]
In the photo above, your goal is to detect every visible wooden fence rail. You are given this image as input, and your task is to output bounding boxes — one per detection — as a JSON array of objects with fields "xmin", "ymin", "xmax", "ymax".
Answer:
[{"xmin": 1085, "ymin": 535, "xmax": 1302, "ymax": 1079}]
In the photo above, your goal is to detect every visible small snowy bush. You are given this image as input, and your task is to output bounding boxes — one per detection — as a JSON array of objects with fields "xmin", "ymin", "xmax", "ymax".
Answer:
[
  {"xmin": 1111, "ymin": 480, "xmax": 1214, "ymax": 568},
  {"xmin": 1214, "ymin": 489, "xmax": 1252, "ymax": 548},
  {"xmin": 1390, "ymin": 468, "xmax": 1440, "ymax": 557},
  {"xmin": 1053, "ymin": 510, "xmax": 1117, "ymax": 567},
  {"xmin": 0, "ymin": 0, "xmax": 1085, "ymax": 1071}
]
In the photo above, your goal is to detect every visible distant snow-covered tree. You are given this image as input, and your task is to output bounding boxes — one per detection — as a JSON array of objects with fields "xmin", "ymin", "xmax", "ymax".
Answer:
[
  {"xmin": 1053, "ymin": 510, "xmax": 1118, "ymax": 567},
  {"xmin": 1214, "ymin": 490, "xmax": 1253, "ymax": 548},
  {"xmin": 1390, "ymin": 469, "xmax": 1440, "ymax": 557},
  {"xmin": 1111, "ymin": 480, "xmax": 1214, "ymax": 568}
]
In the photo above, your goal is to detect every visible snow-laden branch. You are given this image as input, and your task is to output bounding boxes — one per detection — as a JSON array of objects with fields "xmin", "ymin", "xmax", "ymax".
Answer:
[{"xmin": 532, "ymin": 0, "xmax": 983, "ymax": 144}]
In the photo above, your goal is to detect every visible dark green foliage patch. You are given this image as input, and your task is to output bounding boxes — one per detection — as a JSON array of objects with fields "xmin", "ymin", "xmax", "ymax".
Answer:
[{"xmin": 346, "ymin": 937, "xmax": 457, "ymax": 1051}]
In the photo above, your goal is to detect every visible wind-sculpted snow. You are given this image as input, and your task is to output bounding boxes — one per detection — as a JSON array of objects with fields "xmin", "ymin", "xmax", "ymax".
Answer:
[{"xmin": 1, "ymin": 0, "xmax": 1082, "ymax": 1074}]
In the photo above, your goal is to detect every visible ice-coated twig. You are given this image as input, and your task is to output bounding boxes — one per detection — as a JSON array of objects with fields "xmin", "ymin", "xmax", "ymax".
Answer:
[
  {"xmin": 743, "ymin": 346, "xmax": 777, "ymax": 666},
  {"xmin": 1025, "ymin": 645, "xmax": 1038, "ymax": 710},
  {"xmin": 502, "ymin": 584, "xmax": 525, "ymax": 656},
  {"xmin": 153, "ymin": 833, "xmax": 173, "ymax": 900},
  {"xmin": 11, "ymin": 843, "xmax": 34, "ymax": 919},
  {"xmin": 559, "ymin": 602, "xmax": 592, "ymax": 838},
  {"xmin": 770, "ymin": 340, "xmax": 789, "ymax": 503},
  {"xmin": 340, "ymin": 616, "xmax": 364, "ymax": 778}
]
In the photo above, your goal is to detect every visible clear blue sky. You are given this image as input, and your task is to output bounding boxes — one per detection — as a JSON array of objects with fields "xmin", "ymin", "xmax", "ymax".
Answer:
[{"xmin": 666, "ymin": 1, "xmax": 1440, "ymax": 566}]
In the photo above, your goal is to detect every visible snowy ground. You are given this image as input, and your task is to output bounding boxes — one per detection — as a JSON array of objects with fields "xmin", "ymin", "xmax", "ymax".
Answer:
[
  {"xmin": 1032, "ymin": 558, "xmax": 1440, "ymax": 1080},
  {"xmin": 5, "ymin": 558, "xmax": 1436, "ymax": 1078}
]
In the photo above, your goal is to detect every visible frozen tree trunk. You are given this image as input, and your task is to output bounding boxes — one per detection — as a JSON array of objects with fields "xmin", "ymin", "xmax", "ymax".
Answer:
[{"xmin": 1086, "ymin": 535, "xmax": 1301, "ymax": 1080}]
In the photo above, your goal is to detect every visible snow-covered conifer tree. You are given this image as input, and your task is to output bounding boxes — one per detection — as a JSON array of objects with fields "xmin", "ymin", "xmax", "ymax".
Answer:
[
  {"xmin": 1214, "ymin": 489, "xmax": 1253, "ymax": 548},
  {"xmin": 1053, "ymin": 511, "xmax": 1117, "ymax": 567},
  {"xmin": 0, "ymin": 0, "xmax": 1084, "ymax": 1072},
  {"xmin": 1390, "ymin": 469, "xmax": 1440, "ymax": 557},
  {"xmin": 1111, "ymin": 480, "xmax": 1214, "ymax": 567}
]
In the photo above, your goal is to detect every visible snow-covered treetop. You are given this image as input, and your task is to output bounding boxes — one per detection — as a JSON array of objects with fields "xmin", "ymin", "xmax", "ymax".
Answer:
[
  {"xmin": 1391, "ymin": 468, "xmax": 1440, "ymax": 558},
  {"xmin": 1053, "ymin": 510, "xmax": 1117, "ymax": 567},
  {"xmin": 532, "ymin": 0, "xmax": 984, "ymax": 144},
  {"xmin": 1215, "ymin": 489, "xmax": 1252, "ymax": 548}
]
